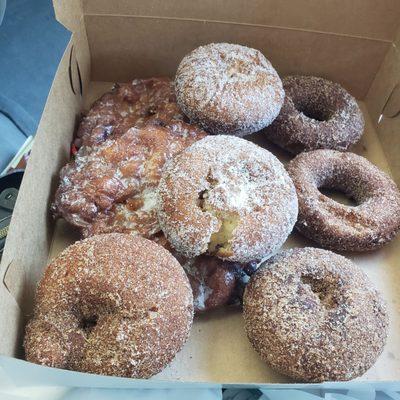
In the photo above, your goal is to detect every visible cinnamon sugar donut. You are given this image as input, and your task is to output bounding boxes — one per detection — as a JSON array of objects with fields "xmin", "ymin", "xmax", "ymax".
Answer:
[
  {"xmin": 24, "ymin": 234, "xmax": 193, "ymax": 378},
  {"xmin": 243, "ymin": 247, "xmax": 388, "ymax": 382},
  {"xmin": 157, "ymin": 135, "xmax": 298, "ymax": 263},
  {"xmin": 53, "ymin": 123, "xmax": 206, "ymax": 238},
  {"xmin": 75, "ymin": 77, "xmax": 191, "ymax": 149},
  {"xmin": 287, "ymin": 150, "xmax": 400, "ymax": 251},
  {"xmin": 265, "ymin": 76, "xmax": 364, "ymax": 154},
  {"xmin": 175, "ymin": 43, "xmax": 284, "ymax": 137}
]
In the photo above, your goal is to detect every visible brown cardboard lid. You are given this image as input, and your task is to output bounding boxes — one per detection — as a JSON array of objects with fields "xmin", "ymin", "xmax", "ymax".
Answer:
[{"xmin": 76, "ymin": 0, "xmax": 400, "ymax": 41}]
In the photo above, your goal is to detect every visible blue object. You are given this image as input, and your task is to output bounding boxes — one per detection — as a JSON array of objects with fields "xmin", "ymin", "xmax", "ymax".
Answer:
[
  {"xmin": 0, "ymin": 0, "xmax": 70, "ymax": 170},
  {"xmin": 0, "ymin": 0, "xmax": 70, "ymax": 136},
  {"xmin": 0, "ymin": 0, "xmax": 5, "ymax": 25}
]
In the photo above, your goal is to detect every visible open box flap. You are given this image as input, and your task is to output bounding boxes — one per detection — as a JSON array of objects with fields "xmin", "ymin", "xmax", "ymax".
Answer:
[
  {"xmin": 58, "ymin": 0, "xmax": 400, "ymax": 41},
  {"xmin": 53, "ymin": 0, "xmax": 83, "ymax": 32},
  {"xmin": 0, "ymin": 17, "xmax": 90, "ymax": 356},
  {"xmin": 0, "ymin": 37, "xmax": 77, "ymax": 354}
]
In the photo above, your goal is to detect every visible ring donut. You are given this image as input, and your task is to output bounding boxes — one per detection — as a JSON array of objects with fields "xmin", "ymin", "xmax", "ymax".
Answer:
[
  {"xmin": 287, "ymin": 150, "xmax": 400, "ymax": 251},
  {"xmin": 243, "ymin": 247, "xmax": 388, "ymax": 382},
  {"xmin": 24, "ymin": 234, "xmax": 193, "ymax": 378},
  {"xmin": 265, "ymin": 76, "xmax": 364, "ymax": 153}
]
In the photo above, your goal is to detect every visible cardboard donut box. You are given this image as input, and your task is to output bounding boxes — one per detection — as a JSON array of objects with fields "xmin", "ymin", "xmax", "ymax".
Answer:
[{"xmin": 1, "ymin": 0, "xmax": 400, "ymax": 389}]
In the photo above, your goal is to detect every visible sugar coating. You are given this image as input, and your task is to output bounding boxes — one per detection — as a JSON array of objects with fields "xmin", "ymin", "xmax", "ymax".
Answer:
[
  {"xmin": 157, "ymin": 135, "xmax": 298, "ymax": 263},
  {"xmin": 243, "ymin": 247, "xmax": 388, "ymax": 382},
  {"xmin": 175, "ymin": 43, "xmax": 284, "ymax": 137},
  {"xmin": 264, "ymin": 75, "xmax": 364, "ymax": 153},
  {"xmin": 24, "ymin": 234, "xmax": 194, "ymax": 378},
  {"xmin": 287, "ymin": 149, "xmax": 400, "ymax": 251}
]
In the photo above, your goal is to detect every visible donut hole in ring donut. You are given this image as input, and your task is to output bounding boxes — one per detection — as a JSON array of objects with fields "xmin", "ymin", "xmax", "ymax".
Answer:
[
  {"xmin": 291, "ymin": 94, "xmax": 334, "ymax": 122},
  {"xmin": 314, "ymin": 164, "xmax": 363, "ymax": 207},
  {"xmin": 318, "ymin": 187, "xmax": 357, "ymax": 207},
  {"xmin": 300, "ymin": 274, "xmax": 339, "ymax": 309},
  {"xmin": 80, "ymin": 315, "xmax": 99, "ymax": 333}
]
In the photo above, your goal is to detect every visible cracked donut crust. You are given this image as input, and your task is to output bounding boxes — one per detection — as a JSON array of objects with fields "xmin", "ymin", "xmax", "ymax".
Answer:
[{"xmin": 157, "ymin": 135, "xmax": 298, "ymax": 263}]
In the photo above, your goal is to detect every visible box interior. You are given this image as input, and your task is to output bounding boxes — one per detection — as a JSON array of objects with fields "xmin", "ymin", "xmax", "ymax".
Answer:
[{"xmin": 1, "ymin": 0, "xmax": 400, "ymax": 385}]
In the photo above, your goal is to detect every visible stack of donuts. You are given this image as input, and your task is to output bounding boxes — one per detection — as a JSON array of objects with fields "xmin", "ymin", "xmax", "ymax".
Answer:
[{"xmin": 25, "ymin": 43, "xmax": 400, "ymax": 382}]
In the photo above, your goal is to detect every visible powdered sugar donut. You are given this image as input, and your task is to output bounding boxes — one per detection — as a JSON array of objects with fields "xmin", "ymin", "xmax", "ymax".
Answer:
[
  {"xmin": 287, "ymin": 150, "xmax": 400, "ymax": 251},
  {"xmin": 24, "ymin": 234, "xmax": 193, "ymax": 378},
  {"xmin": 264, "ymin": 76, "xmax": 364, "ymax": 153},
  {"xmin": 175, "ymin": 43, "xmax": 284, "ymax": 137},
  {"xmin": 243, "ymin": 247, "xmax": 388, "ymax": 382},
  {"xmin": 157, "ymin": 136, "xmax": 298, "ymax": 263}
]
